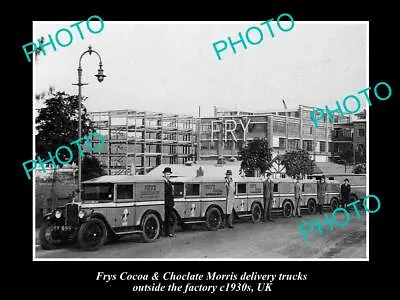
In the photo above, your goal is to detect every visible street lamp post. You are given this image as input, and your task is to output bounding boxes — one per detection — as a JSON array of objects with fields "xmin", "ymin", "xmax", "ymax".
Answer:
[{"xmin": 73, "ymin": 46, "xmax": 106, "ymax": 202}]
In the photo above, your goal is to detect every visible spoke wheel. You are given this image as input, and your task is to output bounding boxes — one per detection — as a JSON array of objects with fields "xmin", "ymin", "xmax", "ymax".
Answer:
[
  {"xmin": 283, "ymin": 201, "xmax": 293, "ymax": 218},
  {"xmin": 307, "ymin": 199, "xmax": 316, "ymax": 215},
  {"xmin": 142, "ymin": 213, "xmax": 160, "ymax": 243},
  {"xmin": 205, "ymin": 207, "xmax": 222, "ymax": 231},
  {"xmin": 39, "ymin": 222, "xmax": 66, "ymax": 250},
  {"xmin": 330, "ymin": 198, "xmax": 339, "ymax": 212},
  {"xmin": 251, "ymin": 203, "xmax": 262, "ymax": 223},
  {"xmin": 78, "ymin": 218, "xmax": 107, "ymax": 251}
]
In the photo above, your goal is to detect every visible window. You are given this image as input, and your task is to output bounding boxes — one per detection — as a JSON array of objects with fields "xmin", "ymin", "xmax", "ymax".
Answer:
[
  {"xmin": 288, "ymin": 139, "xmax": 300, "ymax": 151},
  {"xmin": 334, "ymin": 115, "xmax": 339, "ymax": 123},
  {"xmin": 173, "ymin": 183, "xmax": 184, "ymax": 198},
  {"xmin": 237, "ymin": 183, "xmax": 246, "ymax": 194},
  {"xmin": 117, "ymin": 185, "xmax": 133, "ymax": 199},
  {"xmin": 320, "ymin": 141, "xmax": 326, "ymax": 152},
  {"xmin": 273, "ymin": 121, "xmax": 286, "ymax": 134},
  {"xmin": 186, "ymin": 184, "xmax": 200, "ymax": 196},
  {"xmin": 288, "ymin": 123, "xmax": 300, "ymax": 135},
  {"xmin": 82, "ymin": 183, "xmax": 113, "ymax": 202},
  {"xmin": 279, "ymin": 138, "xmax": 286, "ymax": 149},
  {"xmin": 200, "ymin": 141, "xmax": 209, "ymax": 150},
  {"xmin": 303, "ymin": 140, "xmax": 313, "ymax": 151},
  {"xmin": 302, "ymin": 125, "xmax": 313, "ymax": 135},
  {"xmin": 273, "ymin": 184, "xmax": 278, "ymax": 192},
  {"xmin": 328, "ymin": 142, "xmax": 333, "ymax": 152},
  {"xmin": 358, "ymin": 129, "xmax": 365, "ymax": 137}
]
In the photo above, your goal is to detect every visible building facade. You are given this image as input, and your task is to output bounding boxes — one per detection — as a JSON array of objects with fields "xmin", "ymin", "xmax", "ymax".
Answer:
[
  {"xmin": 331, "ymin": 110, "xmax": 366, "ymax": 164},
  {"xmin": 89, "ymin": 106, "xmax": 364, "ymax": 175},
  {"xmin": 198, "ymin": 105, "xmax": 351, "ymax": 163},
  {"xmin": 89, "ymin": 110, "xmax": 197, "ymax": 175}
]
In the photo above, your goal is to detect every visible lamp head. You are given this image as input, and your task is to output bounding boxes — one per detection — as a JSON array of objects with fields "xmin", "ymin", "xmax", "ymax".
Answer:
[{"xmin": 95, "ymin": 64, "xmax": 106, "ymax": 83}]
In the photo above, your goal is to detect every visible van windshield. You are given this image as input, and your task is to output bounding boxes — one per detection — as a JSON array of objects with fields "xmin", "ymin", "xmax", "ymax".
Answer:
[{"xmin": 82, "ymin": 183, "xmax": 113, "ymax": 202}]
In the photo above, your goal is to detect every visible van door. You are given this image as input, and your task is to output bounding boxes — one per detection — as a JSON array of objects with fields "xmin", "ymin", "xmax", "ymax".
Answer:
[
  {"xmin": 172, "ymin": 182, "xmax": 185, "ymax": 218},
  {"xmin": 235, "ymin": 182, "xmax": 248, "ymax": 213},
  {"xmin": 202, "ymin": 182, "xmax": 226, "ymax": 216},
  {"xmin": 247, "ymin": 182, "xmax": 263, "ymax": 211},
  {"xmin": 273, "ymin": 183, "xmax": 279, "ymax": 208},
  {"xmin": 115, "ymin": 184, "xmax": 135, "ymax": 229},
  {"xmin": 185, "ymin": 183, "xmax": 201, "ymax": 218}
]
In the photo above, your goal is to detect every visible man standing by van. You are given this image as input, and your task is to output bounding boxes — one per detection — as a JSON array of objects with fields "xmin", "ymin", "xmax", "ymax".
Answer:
[
  {"xmin": 317, "ymin": 175, "xmax": 327, "ymax": 214},
  {"xmin": 293, "ymin": 175, "xmax": 302, "ymax": 217},
  {"xmin": 224, "ymin": 169, "xmax": 235, "ymax": 229},
  {"xmin": 263, "ymin": 172, "xmax": 274, "ymax": 222},
  {"xmin": 341, "ymin": 178, "xmax": 351, "ymax": 208},
  {"xmin": 162, "ymin": 167, "xmax": 175, "ymax": 237}
]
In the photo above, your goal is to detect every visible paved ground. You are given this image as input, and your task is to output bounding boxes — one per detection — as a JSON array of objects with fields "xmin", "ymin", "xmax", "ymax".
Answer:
[{"xmin": 35, "ymin": 210, "xmax": 366, "ymax": 259}]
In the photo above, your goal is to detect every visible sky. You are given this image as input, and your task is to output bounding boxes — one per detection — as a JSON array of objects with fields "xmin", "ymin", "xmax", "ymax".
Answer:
[{"xmin": 34, "ymin": 21, "xmax": 367, "ymax": 117}]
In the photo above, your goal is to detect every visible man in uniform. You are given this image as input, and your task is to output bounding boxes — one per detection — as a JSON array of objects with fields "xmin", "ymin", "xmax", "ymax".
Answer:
[
  {"xmin": 263, "ymin": 172, "xmax": 274, "ymax": 222},
  {"xmin": 340, "ymin": 178, "xmax": 351, "ymax": 208},
  {"xmin": 162, "ymin": 167, "xmax": 175, "ymax": 237},
  {"xmin": 293, "ymin": 175, "xmax": 302, "ymax": 217},
  {"xmin": 317, "ymin": 175, "xmax": 327, "ymax": 214},
  {"xmin": 224, "ymin": 169, "xmax": 235, "ymax": 229}
]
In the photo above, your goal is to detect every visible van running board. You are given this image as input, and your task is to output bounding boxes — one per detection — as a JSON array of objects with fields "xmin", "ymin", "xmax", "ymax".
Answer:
[
  {"xmin": 184, "ymin": 220, "xmax": 205, "ymax": 224},
  {"xmin": 238, "ymin": 214, "xmax": 252, "ymax": 217},
  {"xmin": 115, "ymin": 230, "xmax": 142, "ymax": 235}
]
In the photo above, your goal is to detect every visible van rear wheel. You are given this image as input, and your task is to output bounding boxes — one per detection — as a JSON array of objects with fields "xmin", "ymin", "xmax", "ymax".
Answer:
[
  {"xmin": 283, "ymin": 201, "xmax": 293, "ymax": 218},
  {"xmin": 142, "ymin": 213, "xmax": 160, "ymax": 243},
  {"xmin": 205, "ymin": 207, "xmax": 222, "ymax": 231},
  {"xmin": 251, "ymin": 203, "xmax": 262, "ymax": 223},
  {"xmin": 330, "ymin": 198, "xmax": 339, "ymax": 212},
  {"xmin": 307, "ymin": 199, "xmax": 317, "ymax": 215}
]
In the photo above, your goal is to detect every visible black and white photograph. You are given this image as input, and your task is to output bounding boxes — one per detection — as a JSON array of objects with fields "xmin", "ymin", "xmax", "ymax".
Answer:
[{"xmin": 32, "ymin": 20, "xmax": 369, "ymax": 260}]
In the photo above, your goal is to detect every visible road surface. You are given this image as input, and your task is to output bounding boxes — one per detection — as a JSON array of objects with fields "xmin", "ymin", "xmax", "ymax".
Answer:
[{"xmin": 35, "ymin": 210, "xmax": 367, "ymax": 259}]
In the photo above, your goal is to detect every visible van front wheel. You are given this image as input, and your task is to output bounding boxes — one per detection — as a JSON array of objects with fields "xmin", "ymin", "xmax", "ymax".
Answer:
[{"xmin": 78, "ymin": 218, "xmax": 107, "ymax": 251}]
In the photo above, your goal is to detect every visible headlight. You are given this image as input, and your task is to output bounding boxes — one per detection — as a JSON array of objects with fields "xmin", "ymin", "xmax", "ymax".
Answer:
[
  {"xmin": 55, "ymin": 210, "xmax": 62, "ymax": 219},
  {"xmin": 78, "ymin": 210, "xmax": 86, "ymax": 219}
]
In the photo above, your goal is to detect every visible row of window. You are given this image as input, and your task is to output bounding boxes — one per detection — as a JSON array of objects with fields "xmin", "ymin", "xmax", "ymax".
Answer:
[
  {"xmin": 333, "ymin": 128, "xmax": 365, "ymax": 138},
  {"xmin": 278, "ymin": 139, "xmax": 328, "ymax": 152},
  {"xmin": 88, "ymin": 182, "xmax": 311, "ymax": 201}
]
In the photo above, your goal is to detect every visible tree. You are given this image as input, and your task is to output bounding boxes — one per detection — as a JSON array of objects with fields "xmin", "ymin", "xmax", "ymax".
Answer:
[
  {"xmin": 82, "ymin": 155, "xmax": 107, "ymax": 181},
  {"xmin": 35, "ymin": 88, "xmax": 106, "ymax": 205},
  {"xmin": 281, "ymin": 149, "xmax": 314, "ymax": 178},
  {"xmin": 36, "ymin": 89, "xmax": 94, "ymax": 165},
  {"xmin": 355, "ymin": 146, "xmax": 366, "ymax": 164},
  {"xmin": 353, "ymin": 163, "xmax": 366, "ymax": 174},
  {"xmin": 333, "ymin": 149, "xmax": 353, "ymax": 173},
  {"xmin": 238, "ymin": 138, "xmax": 272, "ymax": 177}
]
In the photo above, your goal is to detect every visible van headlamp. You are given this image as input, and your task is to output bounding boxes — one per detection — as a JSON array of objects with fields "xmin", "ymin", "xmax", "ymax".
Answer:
[
  {"xmin": 78, "ymin": 210, "xmax": 86, "ymax": 219},
  {"xmin": 55, "ymin": 210, "xmax": 62, "ymax": 219}
]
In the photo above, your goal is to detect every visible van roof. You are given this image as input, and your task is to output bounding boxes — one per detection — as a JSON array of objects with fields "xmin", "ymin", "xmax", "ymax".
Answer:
[
  {"xmin": 309, "ymin": 173, "xmax": 366, "ymax": 176},
  {"xmin": 300, "ymin": 179, "xmax": 318, "ymax": 183},
  {"xmin": 170, "ymin": 176, "xmax": 296, "ymax": 183},
  {"xmin": 170, "ymin": 176, "xmax": 246, "ymax": 183},
  {"xmin": 82, "ymin": 175, "xmax": 165, "ymax": 184}
]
